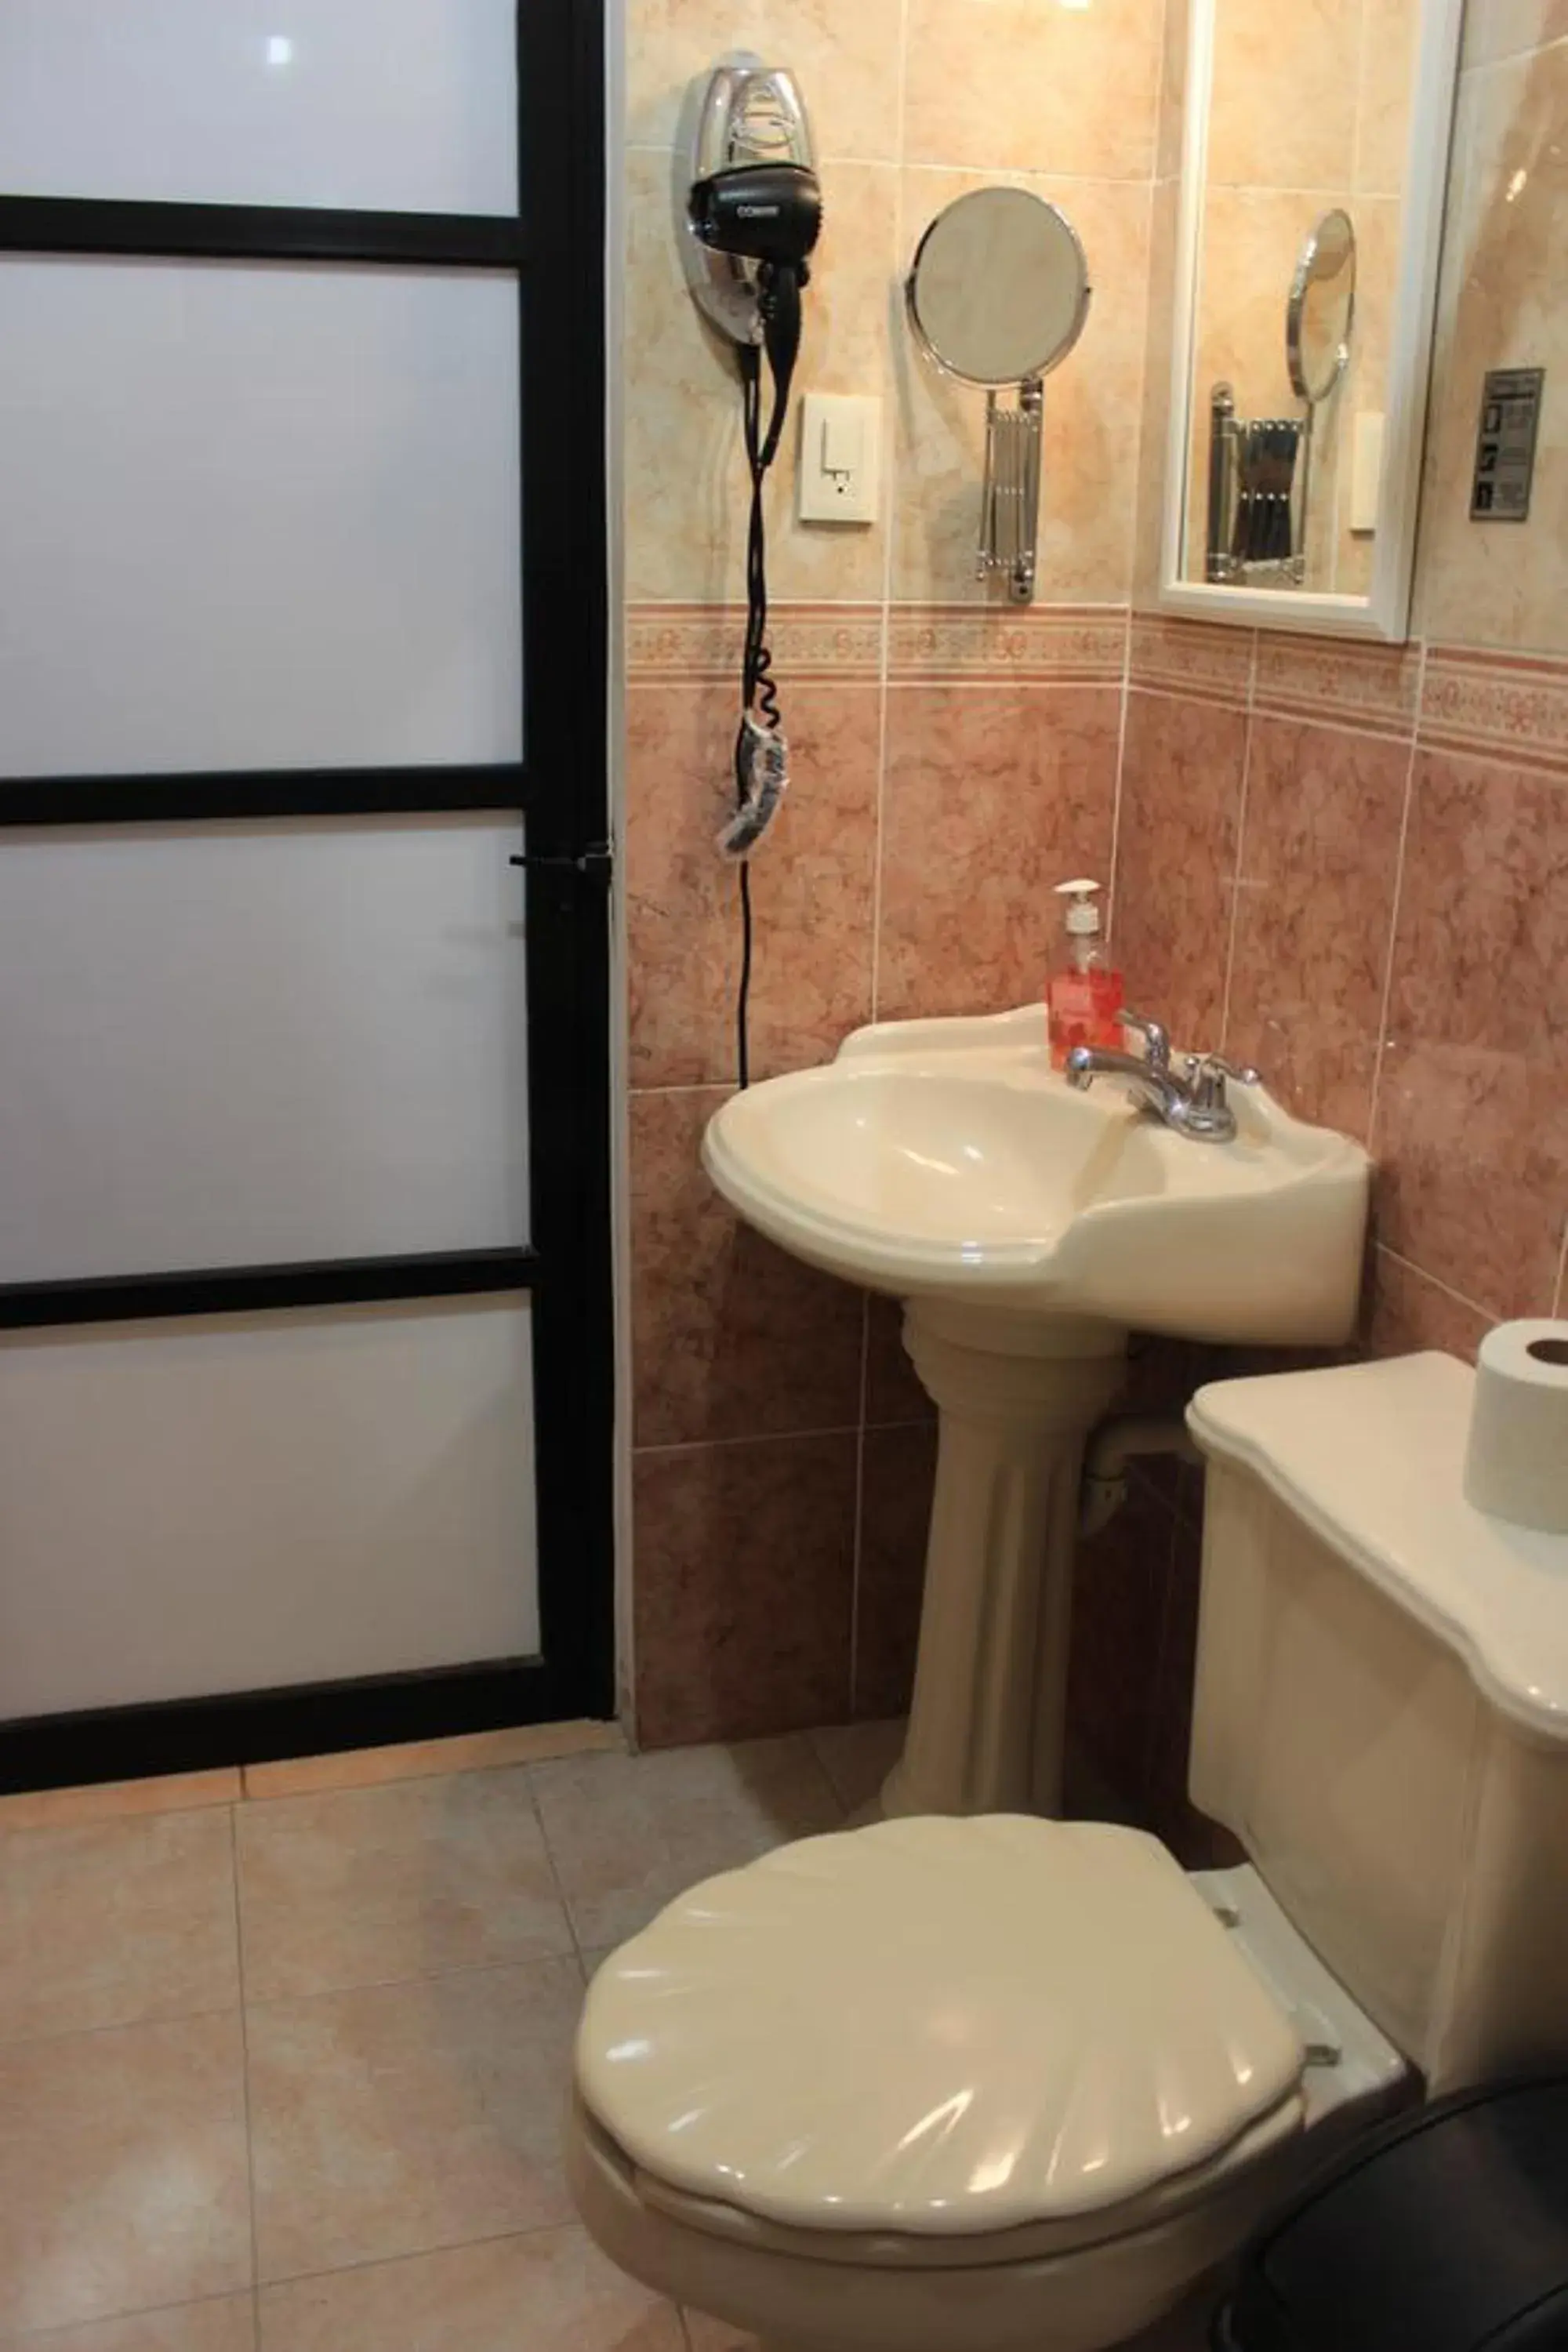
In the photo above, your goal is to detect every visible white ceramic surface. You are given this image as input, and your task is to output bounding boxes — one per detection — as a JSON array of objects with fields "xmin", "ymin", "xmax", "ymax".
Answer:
[
  {"xmin": 702, "ymin": 1007, "xmax": 1370, "ymax": 1347},
  {"xmin": 578, "ymin": 1817, "xmax": 1305, "ymax": 2237},
  {"xmin": 1190, "ymin": 1353, "xmax": 1568, "ymax": 1740}
]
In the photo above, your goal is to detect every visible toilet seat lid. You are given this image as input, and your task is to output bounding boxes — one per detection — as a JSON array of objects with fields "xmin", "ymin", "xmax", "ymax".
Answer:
[{"xmin": 575, "ymin": 1816, "xmax": 1306, "ymax": 2237}]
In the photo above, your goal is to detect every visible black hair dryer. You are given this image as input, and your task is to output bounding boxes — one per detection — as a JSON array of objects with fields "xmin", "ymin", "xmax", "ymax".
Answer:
[{"xmin": 683, "ymin": 60, "xmax": 821, "ymax": 427}]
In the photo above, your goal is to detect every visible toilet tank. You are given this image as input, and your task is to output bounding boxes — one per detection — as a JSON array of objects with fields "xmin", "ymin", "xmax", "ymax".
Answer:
[{"xmin": 1186, "ymin": 1354, "xmax": 1568, "ymax": 2095}]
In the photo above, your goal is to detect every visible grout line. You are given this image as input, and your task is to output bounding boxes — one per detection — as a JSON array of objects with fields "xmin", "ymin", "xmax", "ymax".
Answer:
[
  {"xmin": 523, "ymin": 1766, "xmax": 586, "ymax": 1973},
  {"xmin": 1349, "ymin": 0, "xmax": 1373, "ymax": 197},
  {"xmin": 1105, "ymin": 610, "xmax": 1134, "ymax": 951},
  {"xmin": 250, "ymin": 2216, "xmax": 613, "ymax": 2303},
  {"xmin": 242, "ymin": 1947, "xmax": 586, "ymax": 2021},
  {"xmin": 1378, "ymin": 1246, "xmax": 1494, "ymax": 1320},
  {"xmin": 1366, "ymin": 641, "xmax": 1426, "ymax": 1148},
  {"xmin": 1217, "ymin": 641, "xmax": 1258, "ymax": 1049},
  {"xmin": 230, "ymin": 1803, "xmax": 262, "ymax": 2308},
  {"xmin": 1553, "ymin": 1221, "xmax": 1567, "ymax": 1319},
  {"xmin": 631, "ymin": 1423, "xmax": 863, "ymax": 1459}
]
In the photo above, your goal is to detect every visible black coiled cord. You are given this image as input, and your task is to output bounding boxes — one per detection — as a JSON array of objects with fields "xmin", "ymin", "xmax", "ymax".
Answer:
[{"xmin": 731, "ymin": 263, "xmax": 800, "ymax": 1092}]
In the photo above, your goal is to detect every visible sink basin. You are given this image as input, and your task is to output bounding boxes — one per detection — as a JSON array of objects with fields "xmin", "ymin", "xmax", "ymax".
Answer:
[{"xmin": 703, "ymin": 1004, "xmax": 1370, "ymax": 1348}]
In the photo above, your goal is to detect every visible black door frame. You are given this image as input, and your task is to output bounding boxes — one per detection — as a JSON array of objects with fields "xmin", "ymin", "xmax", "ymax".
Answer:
[{"xmin": 0, "ymin": 2, "xmax": 615, "ymax": 1791}]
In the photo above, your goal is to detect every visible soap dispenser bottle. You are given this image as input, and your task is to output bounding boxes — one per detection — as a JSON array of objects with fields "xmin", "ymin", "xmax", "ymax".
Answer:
[{"xmin": 1047, "ymin": 878, "xmax": 1123, "ymax": 1071}]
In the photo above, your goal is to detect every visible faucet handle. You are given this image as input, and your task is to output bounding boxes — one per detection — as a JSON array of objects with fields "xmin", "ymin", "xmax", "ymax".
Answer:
[
  {"xmin": 1118, "ymin": 1010, "xmax": 1171, "ymax": 1071},
  {"xmin": 1198, "ymin": 1052, "xmax": 1261, "ymax": 1087}
]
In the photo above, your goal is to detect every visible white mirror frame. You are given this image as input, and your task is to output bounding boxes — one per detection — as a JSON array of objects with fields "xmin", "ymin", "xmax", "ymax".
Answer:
[{"xmin": 1157, "ymin": 0, "xmax": 1464, "ymax": 642}]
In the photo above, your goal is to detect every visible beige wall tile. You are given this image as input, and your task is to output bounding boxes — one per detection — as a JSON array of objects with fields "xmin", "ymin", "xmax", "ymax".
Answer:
[
  {"xmin": 1207, "ymin": 0, "xmax": 1361, "ymax": 191},
  {"xmin": 1356, "ymin": 0, "xmax": 1422, "ymax": 196},
  {"xmin": 0, "ymin": 2014, "xmax": 250, "ymax": 2335},
  {"xmin": 893, "ymin": 170, "xmax": 1152, "ymax": 604},
  {"xmin": 1462, "ymin": 0, "xmax": 1568, "ymax": 70},
  {"xmin": 240, "ymin": 1720, "xmax": 622, "ymax": 1801},
  {"xmin": 903, "ymin": 0, "xmax": 1163, "ymax": 179},
  {"xmin": 624, "ymin": 149, "xmax": 896, "ymax": 603},
  {"xmin": 1416, "ymin": 40, "xmax": 1568, "ymax": 653},
  {"xmin": 0, "ymin": 1809, "xmax": 239, "ymax": 2045},
  {"xmin": 248, "ymin": 1960, "xmax": 583, "ymax": 2281},
  {"xmin": 258, "ymin": 2227, "xmax": 684, "ymax": 2352},
  {"xmin": 625, "ymin": 0, "xmax": 903, "ymax": 162}
]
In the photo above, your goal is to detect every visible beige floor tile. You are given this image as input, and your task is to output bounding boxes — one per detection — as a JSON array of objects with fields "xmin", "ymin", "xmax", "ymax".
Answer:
[
  {"xmin": 0, "ymin": 1810, "xmax": 239, "ymax": 2045},
  {"xmin": 0, "ymin": 2014, "xmax": 251, "ymax": 2336},
  {"xmin": 248, "ymin": 1959, "xmax": 583, "ymax": 2281},
  {"xmin": 529, "ymin": 1736, "xmax": 842, "ymax": 1951},
  {"xmin": 807, "ymin": 1721, "xmax": 906, "ymax": 1818},
  {"xmin": 241, "ymin": 1720, "xmax": 622, "ymax": 1801},
  {"xmin": 0, "ymin": 1770, "xmax": 241, "ymax": 1833},
  {"xmin": 235, "ymin": 1769, "xmax": 574, "ymax": 2002},
  {"xmin": 6, "ymin": 2296, "xmax": 258, "ymax": 2351},
  {"xmin": 256, "ymin": 2227, "xmax": 683, "ymax": 2352}
]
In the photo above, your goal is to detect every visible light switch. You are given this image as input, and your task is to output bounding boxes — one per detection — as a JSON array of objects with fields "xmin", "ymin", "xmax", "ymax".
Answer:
[
  {"xmin": 1350, "ymin": 411, "xmax": 1385, "ymax": 535},
  {"xmin": 798, "ymin": 392, "xmax": 880, "ymax": 524}
]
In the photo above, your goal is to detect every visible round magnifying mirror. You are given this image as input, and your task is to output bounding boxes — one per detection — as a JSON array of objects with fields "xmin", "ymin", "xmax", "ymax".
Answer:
[
  {"xmin": 1287, "ymin": 207, "xmax": 1357, "ymax": 406},
  {"xmin": 907, "ymin": 186, "xmax": 1091, "ymax": 387}
]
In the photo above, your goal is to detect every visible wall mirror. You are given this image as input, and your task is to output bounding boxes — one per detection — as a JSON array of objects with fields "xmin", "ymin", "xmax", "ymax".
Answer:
[
  {"xmin": 1158, "ymin": 0, "xmax": 1463, "ymax": 641},
  {"xmin": 906, "ymin": 187, "xmax": 1091, "ymax": 604}
]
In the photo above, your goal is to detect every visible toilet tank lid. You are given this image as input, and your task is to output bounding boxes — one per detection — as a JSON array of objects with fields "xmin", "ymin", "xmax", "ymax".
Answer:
[{"xmin": 1189, "ymin": 1352, "xmax": 1568, "ymax": 1742}]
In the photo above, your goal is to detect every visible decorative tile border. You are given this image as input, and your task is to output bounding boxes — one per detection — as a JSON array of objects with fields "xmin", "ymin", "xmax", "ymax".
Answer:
[
  {"xmin": 1253, "ymin": 632, "xmax": 1422, "ymax": 739},
  {"xmin": 885, "ymin": 604, "xmax": 1127, "ymax": 684},
  {"xmin": 626, "ymin": 602, "xmax": 1128, "ymax": 684},
  {"xmin": 627, "ymin": 602, "xmax": 884, "ymax": 684},
  {"xmin": 1128, "ymin": 615, "xmax": 1254, "ymax": 707},
  {"xmin": 1420, "ymin": 644, "xmax": 1568, "ymax": 777}
]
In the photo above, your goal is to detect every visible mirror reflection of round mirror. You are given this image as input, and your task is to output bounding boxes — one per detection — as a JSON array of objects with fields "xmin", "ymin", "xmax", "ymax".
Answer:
[
  {"xmin": 1287, "ymin": 207, "xmax": 1357, "ymax": 406},
  {"xmin": 906, "ymin": 187, "xmax": 1091, "ymax": 388}
]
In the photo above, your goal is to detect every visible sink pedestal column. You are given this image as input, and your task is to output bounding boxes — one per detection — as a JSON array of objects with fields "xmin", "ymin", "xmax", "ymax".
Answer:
[{"xmin": 880, "ymin": 1301, "xmax": 1126, "ymax": 1820}]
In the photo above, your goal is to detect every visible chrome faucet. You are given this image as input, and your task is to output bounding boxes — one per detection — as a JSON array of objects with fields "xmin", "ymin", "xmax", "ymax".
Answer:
[{"xmin": 1065, "ymin": 1011, "xmax": 1259, "ymax": 1144}]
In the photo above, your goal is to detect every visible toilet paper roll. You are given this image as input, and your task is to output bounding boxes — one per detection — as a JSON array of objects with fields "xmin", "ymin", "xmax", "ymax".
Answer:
[{"xmin": 1464, "ymin": 1319, "xmax": 1568, "ymax": 1534}]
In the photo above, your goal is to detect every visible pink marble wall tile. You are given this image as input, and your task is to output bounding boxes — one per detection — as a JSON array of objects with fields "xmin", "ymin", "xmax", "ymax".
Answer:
[
  {"xmin": 1113, "ymin": 691, "xmax": 1248, "ymax": 1047},
  {"xmin": 877, "ymin": 685, "xmax": 1122, "ymax": 1023},
  {"xmin": 633, "ymin": 1434, "xmax": 857, "ymax": 1748},
  {"xmin": 1225, "ymin": 716, "xmax": 1411, "ymax": 1141},
  {"xmin": 626, "ymin": 682, "xmax": 879, "ymax": 1089},
  {"xmin": 1145, "ymin": 1514, "xmax": 1243, "ymax": 1873},
  {"xmin": 1364, "ymin": 1247, "xmax": 1494, "ymax": 1362},
  {"xmin": 1374, "ymin": 746, "xmax": 1568, "ymax": 1316},
  {"xmin": 863, "ymin": 1294, "xmax": 934, "ymax": 1427},
  {"xmin": 853, "ymin": 1424, "xmax": 938, "ymax": 1722},
  {"xmin": 1067, "ymin": 1472, "xmax": 1174, "ymax": 1821},
  {"xmin": 630, "ymin": 1089, "xmax": 863, "ymax": 1450}
]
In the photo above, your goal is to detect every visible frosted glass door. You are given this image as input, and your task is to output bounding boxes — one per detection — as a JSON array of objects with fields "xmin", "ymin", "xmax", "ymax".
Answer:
[
  {"xmin": 0, "ymin": 1302, "xmax": 539, "ymax": 1716},
  {"xmin": 0, "ymin": 0, "xmax": 518, "ymax": 212},
  {"xmin": 0, "ymin": 818, "xmax": 529, "ymax": 1284},
  {"xmin": 0, "ymin": 261, "xmax": 522, "ymax": 778},
  {"xmin": 0, "ymin": 0, "xmax": 604, "ymax": 1757}
]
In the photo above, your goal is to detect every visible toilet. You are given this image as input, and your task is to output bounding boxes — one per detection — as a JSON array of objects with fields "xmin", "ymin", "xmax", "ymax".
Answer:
[{"xmin": 567, "ymin": 1354, "xmax": 1568, "ymax": 2352}]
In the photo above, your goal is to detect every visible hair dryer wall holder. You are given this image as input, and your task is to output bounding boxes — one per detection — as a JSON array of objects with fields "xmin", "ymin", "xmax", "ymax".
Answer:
[
  {"xmin": 677, "ymin": 56, "xmax": 817, "ymax": 351},
  {"xmin": 981, "ymin": 378, "xmax": 1045, "ymax": 604}
]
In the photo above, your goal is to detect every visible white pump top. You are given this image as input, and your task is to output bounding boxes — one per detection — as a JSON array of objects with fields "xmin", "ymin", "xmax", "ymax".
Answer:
[{"xmin": 1054, "ymin": 877, "xmax": 1103, "ymax": 937}]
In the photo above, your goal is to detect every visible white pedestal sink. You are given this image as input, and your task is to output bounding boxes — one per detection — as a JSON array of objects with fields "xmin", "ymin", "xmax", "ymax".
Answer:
[{"xmin": 702, "ymin": 1006, "xmax": 1371, "ymax": 1819}]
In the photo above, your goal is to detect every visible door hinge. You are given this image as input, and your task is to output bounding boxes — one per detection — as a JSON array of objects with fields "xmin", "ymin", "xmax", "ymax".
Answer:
[{"xmin": 510, "ymin": 844, "xmax": 613, "ymax": 878}]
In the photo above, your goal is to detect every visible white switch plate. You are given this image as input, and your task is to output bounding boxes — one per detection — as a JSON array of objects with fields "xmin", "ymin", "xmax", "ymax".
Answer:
[{"xmin": 798, "ymin": 391, "xmax": 880, "ymax": 524}]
